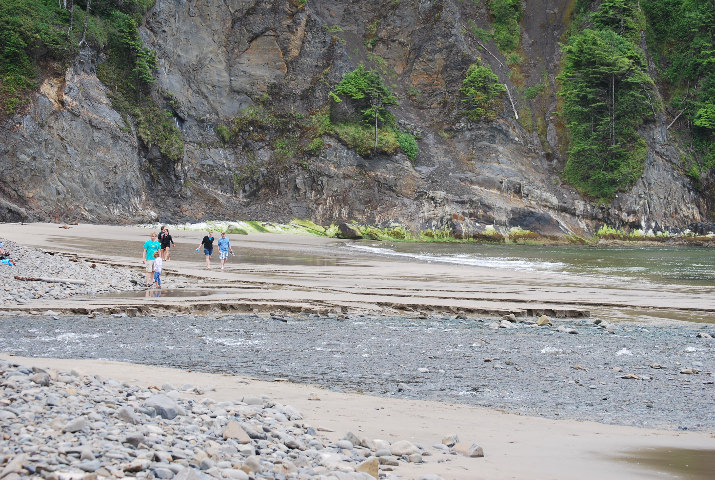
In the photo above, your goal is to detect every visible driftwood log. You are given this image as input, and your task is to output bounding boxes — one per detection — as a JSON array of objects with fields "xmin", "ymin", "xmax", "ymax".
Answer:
[{"xmin": 14, "ymin": 276, "xmax": 88, "ymax": 285}]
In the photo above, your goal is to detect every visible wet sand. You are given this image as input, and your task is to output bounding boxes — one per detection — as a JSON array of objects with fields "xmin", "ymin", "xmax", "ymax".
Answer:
[
  {"xmin": 1, "ymin": 223, "xmax": 713, "ymax": 322},
  {"xmin": 1, "ymin": 223, "xmax": 714, "ymax": 479}
]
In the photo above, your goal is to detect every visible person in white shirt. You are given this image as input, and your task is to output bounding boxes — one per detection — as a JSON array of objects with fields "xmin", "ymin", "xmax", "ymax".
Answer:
[{"xmin": 152, "ymin": 251, "xmax": 163, "ymax": 289}]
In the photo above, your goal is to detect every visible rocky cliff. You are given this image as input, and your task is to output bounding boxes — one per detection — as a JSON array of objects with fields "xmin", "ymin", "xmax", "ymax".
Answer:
[{"xmin": 0, "ymin": 0, "xmax": 710, "ymax": 235}]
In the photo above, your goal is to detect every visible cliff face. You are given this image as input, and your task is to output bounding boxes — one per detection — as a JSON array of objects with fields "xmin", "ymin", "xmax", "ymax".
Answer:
[{"xmin": 0, "ymin": 0, "xmax": 710, "ymax": 235}]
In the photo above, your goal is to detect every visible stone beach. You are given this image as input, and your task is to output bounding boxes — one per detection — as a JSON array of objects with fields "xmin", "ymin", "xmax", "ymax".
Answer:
[
  {"xmin": 0, "ymin": 312, "xmax": 713, "ymax": 432},
  {"xmin": 0, "ymin": 239, "xmax": 194, "ymax": 305},
  {"xmin": 1, "ymin": 224, "xmax": 714, "ymax": 480},
  {"xmin": 1, "ymin": 357, "xmax": 452, "ymax": 480}
]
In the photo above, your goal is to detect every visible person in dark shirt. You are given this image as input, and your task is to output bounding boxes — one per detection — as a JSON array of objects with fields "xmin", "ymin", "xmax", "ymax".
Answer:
[
  {"xmin": 160, "ymin": 228, "xmax": 175, "ymax": 261},
  {"xmin": 197, "ymin": 230, "xmax": 215, "ymax": 269}
]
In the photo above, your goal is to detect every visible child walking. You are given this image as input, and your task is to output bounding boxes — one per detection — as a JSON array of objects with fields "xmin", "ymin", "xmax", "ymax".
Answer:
[{"xmin": 152, "ymin": 251, "xmax": 163, "ymax": 288}]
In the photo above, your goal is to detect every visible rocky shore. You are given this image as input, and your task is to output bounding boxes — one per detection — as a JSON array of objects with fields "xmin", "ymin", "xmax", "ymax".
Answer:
[
  {"xmin": 0, "ymin": 239, "xmax": 145, "ymax": 304},
  {"xmin": 1, "ymin": 311, "xmax": 713, "ymax": 433},
  {"xmin": 0, "ymin": 358, "xmax": 477, "ymax": 480}
]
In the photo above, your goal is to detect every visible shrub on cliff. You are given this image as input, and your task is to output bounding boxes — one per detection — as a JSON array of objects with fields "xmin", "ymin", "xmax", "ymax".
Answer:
[
  {"xmin": 0, "ymin": 0, "xmax": 77, "ymax": 113},
  {"xmin": 460, "ymin": 61, "xmax": 505, "ymax": 122}
]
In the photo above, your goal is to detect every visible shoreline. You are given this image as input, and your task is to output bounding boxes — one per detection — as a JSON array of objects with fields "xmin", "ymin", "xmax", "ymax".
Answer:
[{"xmin": 0, "ymin": 223, "xmax": 713, "ymax": 323}]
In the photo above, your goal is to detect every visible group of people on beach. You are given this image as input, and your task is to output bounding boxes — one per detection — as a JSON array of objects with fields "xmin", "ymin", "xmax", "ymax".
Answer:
[
  {"xmin": 197, "ymin": 230, "xmax": 235, "ymax": 270},
  {"xmin": 142, "ymin": 227, "xmax": 235, "ymax": 288}
]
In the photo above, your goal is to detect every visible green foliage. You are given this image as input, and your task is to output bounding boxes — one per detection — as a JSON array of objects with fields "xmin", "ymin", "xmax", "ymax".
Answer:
[
  {"xmin": 507, "ymin": 227, "xmax": 541, "ymax": 244},
  {"xmin": 591, "ymin": 0, "xmax": 644, "ymax": 40},
  {"xmin": 460, "ymin": 61, "xmax": 506, "ymax": 122},
  {"xmin": 231, "ymin": 105, "xmax": 277, "ymax": 132},
  {"xmin": 330, "ymin": 64, "xmax": 398, "ymax": 128},
  {"xmin": 97, "ymin": 7, "xmax": 183, "ymax": 162},
  {"xmin": 0, "ymin": 0, "xmax": 78, "ymax": 113},
  {"xmin": 106, "ymin": 10, "xmax": 157, "ymax": 85},
  {"xmin": 224, "ymin": 226, "xmax": 248, "ymax": 235},
  {"xmin": 642, "ymin": 0, "xmax": 714, "ymax": 180},
  {"xmin": 289, "ymin": 219, "xmax": 330, "ymax": 236},
  {"xmin": 397, "ymin": 132, "xmax": 419, "ymax": 162},
  {"xmin": 524, "ymin": 82, "xmax": 546, "ymax": 99},
  {"xmin": 245, "ymin": 221, "xmax": 270, "ymax": 233},
  {"xmin": 558, "ymin": 6, "xmax": 657, "ymax": 199},
  {"xmin": 0, "ymin": 0, "xmax": 182, "ymax": 160},
  {"xmin": 488, "ymin": 0, "xmax": 522, "ymax": 53},
  {"xmin": 595, "ymin": 224, "xmax": 672, "ymax": 241},
  {"xmin": 331, "ymin": 123, "xmax": 399, "ymax": 157},
  {"xmin": 467, "ymin": 20, "xmax": 493, "ymax": 42},
  {"xmin": 216, "ymin": 125, "xmax": 232, "ymax": 143},
  {"xmin": 134, "ymin": 103, "xmax": 184, "ymax": 161}
]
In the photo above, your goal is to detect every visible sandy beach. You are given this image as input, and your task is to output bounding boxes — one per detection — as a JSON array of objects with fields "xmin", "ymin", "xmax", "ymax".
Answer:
[{"xmin": 0, "ymin": 223, "xmax": 714, "ymax": 480}]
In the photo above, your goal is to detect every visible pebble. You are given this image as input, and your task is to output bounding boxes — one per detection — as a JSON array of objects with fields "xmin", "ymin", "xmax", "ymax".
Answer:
[
  {"xmin": 0, "ymin": 239, "xmax": 187, "ymax": 304},
  {"xmin": 0, "ymin": 359, "xmax": 487, "ymax": 479}
]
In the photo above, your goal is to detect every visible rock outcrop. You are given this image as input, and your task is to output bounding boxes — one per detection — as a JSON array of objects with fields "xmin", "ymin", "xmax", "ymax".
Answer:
[{"xmin": 0, "ymin": 0, "xmax": 710, "ymax": 234}]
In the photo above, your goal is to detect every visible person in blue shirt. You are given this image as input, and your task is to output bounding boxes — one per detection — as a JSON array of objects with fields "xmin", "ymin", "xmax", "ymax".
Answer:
[
  {"xmin": 217, "ymin": 232, "xmax": 235, "ymax": 270},
  {"xmin": 142, "ymin": 232, "xmax": 161, "ymax": 287}
]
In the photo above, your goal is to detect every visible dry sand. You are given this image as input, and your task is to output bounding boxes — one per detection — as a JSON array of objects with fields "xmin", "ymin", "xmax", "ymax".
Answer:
[{"xmin": 1, "ymin": 223, "xmax": 714, "ymax": 479}]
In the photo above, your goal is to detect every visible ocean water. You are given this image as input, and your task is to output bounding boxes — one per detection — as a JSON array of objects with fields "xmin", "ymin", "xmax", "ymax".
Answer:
[{"xmin": 346, "ymin": 242, "xmax": 715, "ymax": 287}]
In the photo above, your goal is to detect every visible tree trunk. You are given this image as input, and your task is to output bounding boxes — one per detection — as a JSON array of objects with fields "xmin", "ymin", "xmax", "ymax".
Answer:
[
  {"xmin": 67, "ymin": 0, "xmax": 74, "ymax": 36},
  {"xmin": 79, "ymin": 0, "xmax": 91, "ymax": 46},
  {"xmin": 374, "ymin": 109, "xmax": 378, "ymax": 154},
  {"xmin": 611, "ymin": 74, "xmax": 615, "ymax": 147}
]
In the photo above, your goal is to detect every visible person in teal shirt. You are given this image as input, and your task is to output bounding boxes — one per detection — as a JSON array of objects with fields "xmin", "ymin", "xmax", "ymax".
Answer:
[{"xmin": 142, "ymin": 232, "xmax": 161, "ymax": 287}]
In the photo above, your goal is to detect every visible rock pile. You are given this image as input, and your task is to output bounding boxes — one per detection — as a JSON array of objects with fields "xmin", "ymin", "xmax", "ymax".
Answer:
[
  {"xmin": 0, "ymin": 359, "xmax": 482, "ymax": 480},
  {"xmin": 0, "ymin": 239, "xmax": 186, "ymax": 304}
]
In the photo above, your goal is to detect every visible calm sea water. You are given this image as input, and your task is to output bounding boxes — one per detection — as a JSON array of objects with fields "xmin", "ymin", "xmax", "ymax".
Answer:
[{"xmin": 347, "ymin": 242, "xmax": 715, "ymax": 287}]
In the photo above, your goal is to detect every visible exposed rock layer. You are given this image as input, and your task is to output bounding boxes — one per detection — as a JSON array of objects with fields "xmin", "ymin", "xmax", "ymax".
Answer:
[{"xmin": 0, "ymin": 0, "xmax": 709, "ymax": 235}]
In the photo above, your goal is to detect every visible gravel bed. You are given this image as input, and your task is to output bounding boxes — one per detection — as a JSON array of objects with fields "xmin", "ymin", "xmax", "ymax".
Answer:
[
  {"xmin": 0, "ymin": 239, "xmax": 146, "ymax": 303},
  {"xmin": 0, "ymin": 312, "xmax": 712, "ymax": 431}
]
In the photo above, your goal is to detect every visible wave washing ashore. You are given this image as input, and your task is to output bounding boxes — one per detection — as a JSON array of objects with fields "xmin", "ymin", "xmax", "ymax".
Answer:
[{"xmin": 345, "ymin": 242, "xmax": 715, "ymax": 286}]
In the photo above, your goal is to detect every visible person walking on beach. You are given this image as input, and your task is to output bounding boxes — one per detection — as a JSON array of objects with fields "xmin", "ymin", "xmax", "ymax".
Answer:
[
  {"xmin": 152, "ymin": 251, "xmax": 163, "ymax": 288},
  {"xmin": 217, "ymin": 232, "xmax": 235, "ymax": 270},
  {"xmin": 160, "ymin": 228, "xmax": 175, "ymax": 261},
  {"xmin": 142, "ymin": 232, "xmax": 161, "ymax": 287},
  {"xmin": 197, "ymin": 231, "xmax": 215, "ymax": 269}
]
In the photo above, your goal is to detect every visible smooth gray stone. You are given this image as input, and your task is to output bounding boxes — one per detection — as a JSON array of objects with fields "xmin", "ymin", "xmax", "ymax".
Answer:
[
  {"xmin": 144, "ymin": 394, "xmax": 181, "ymax": 420},
  {"xmin": 124, "ymin": 433, "xmax": 145, "ymax": 447},
  {"xmin": 79, "ymin": 460, "xmax": 101, "ymax": 472},
  {"xmin": 173, "ymin": 467, "xmax": 205, "ymax": 480},
  {"xmin": 153, "ymin": 467, "xmax": 176, "ymax": 479},
  {"xmin": 62, "ymin": 417, "xmax": 87, "ymax": 433},
  {"xmin": 117, "ymin": 406, "xmax": 140, "ymax": 424},
  {"xmin": 30, "ymin": 373, "xmax": 50, "ymax": 386}
]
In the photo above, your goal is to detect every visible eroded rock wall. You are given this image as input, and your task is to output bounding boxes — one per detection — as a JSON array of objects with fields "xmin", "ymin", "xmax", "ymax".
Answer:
[{"xmin": 0, "ymin": 0, "xmax": 709, "ymax": 234}]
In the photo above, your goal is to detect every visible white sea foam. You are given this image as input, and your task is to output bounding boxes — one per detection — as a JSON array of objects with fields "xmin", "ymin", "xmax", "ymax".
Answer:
[
  {"xmin": 205, "ymin": 337, "xmax": 261, "ymax": 347},
  {"xmin": 36, "ymin": 332, "xmax": 102, "ymax": 342},
  {"xmin": 345, "ymin": 243, "xmax": 566, "ymax": 272}
]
